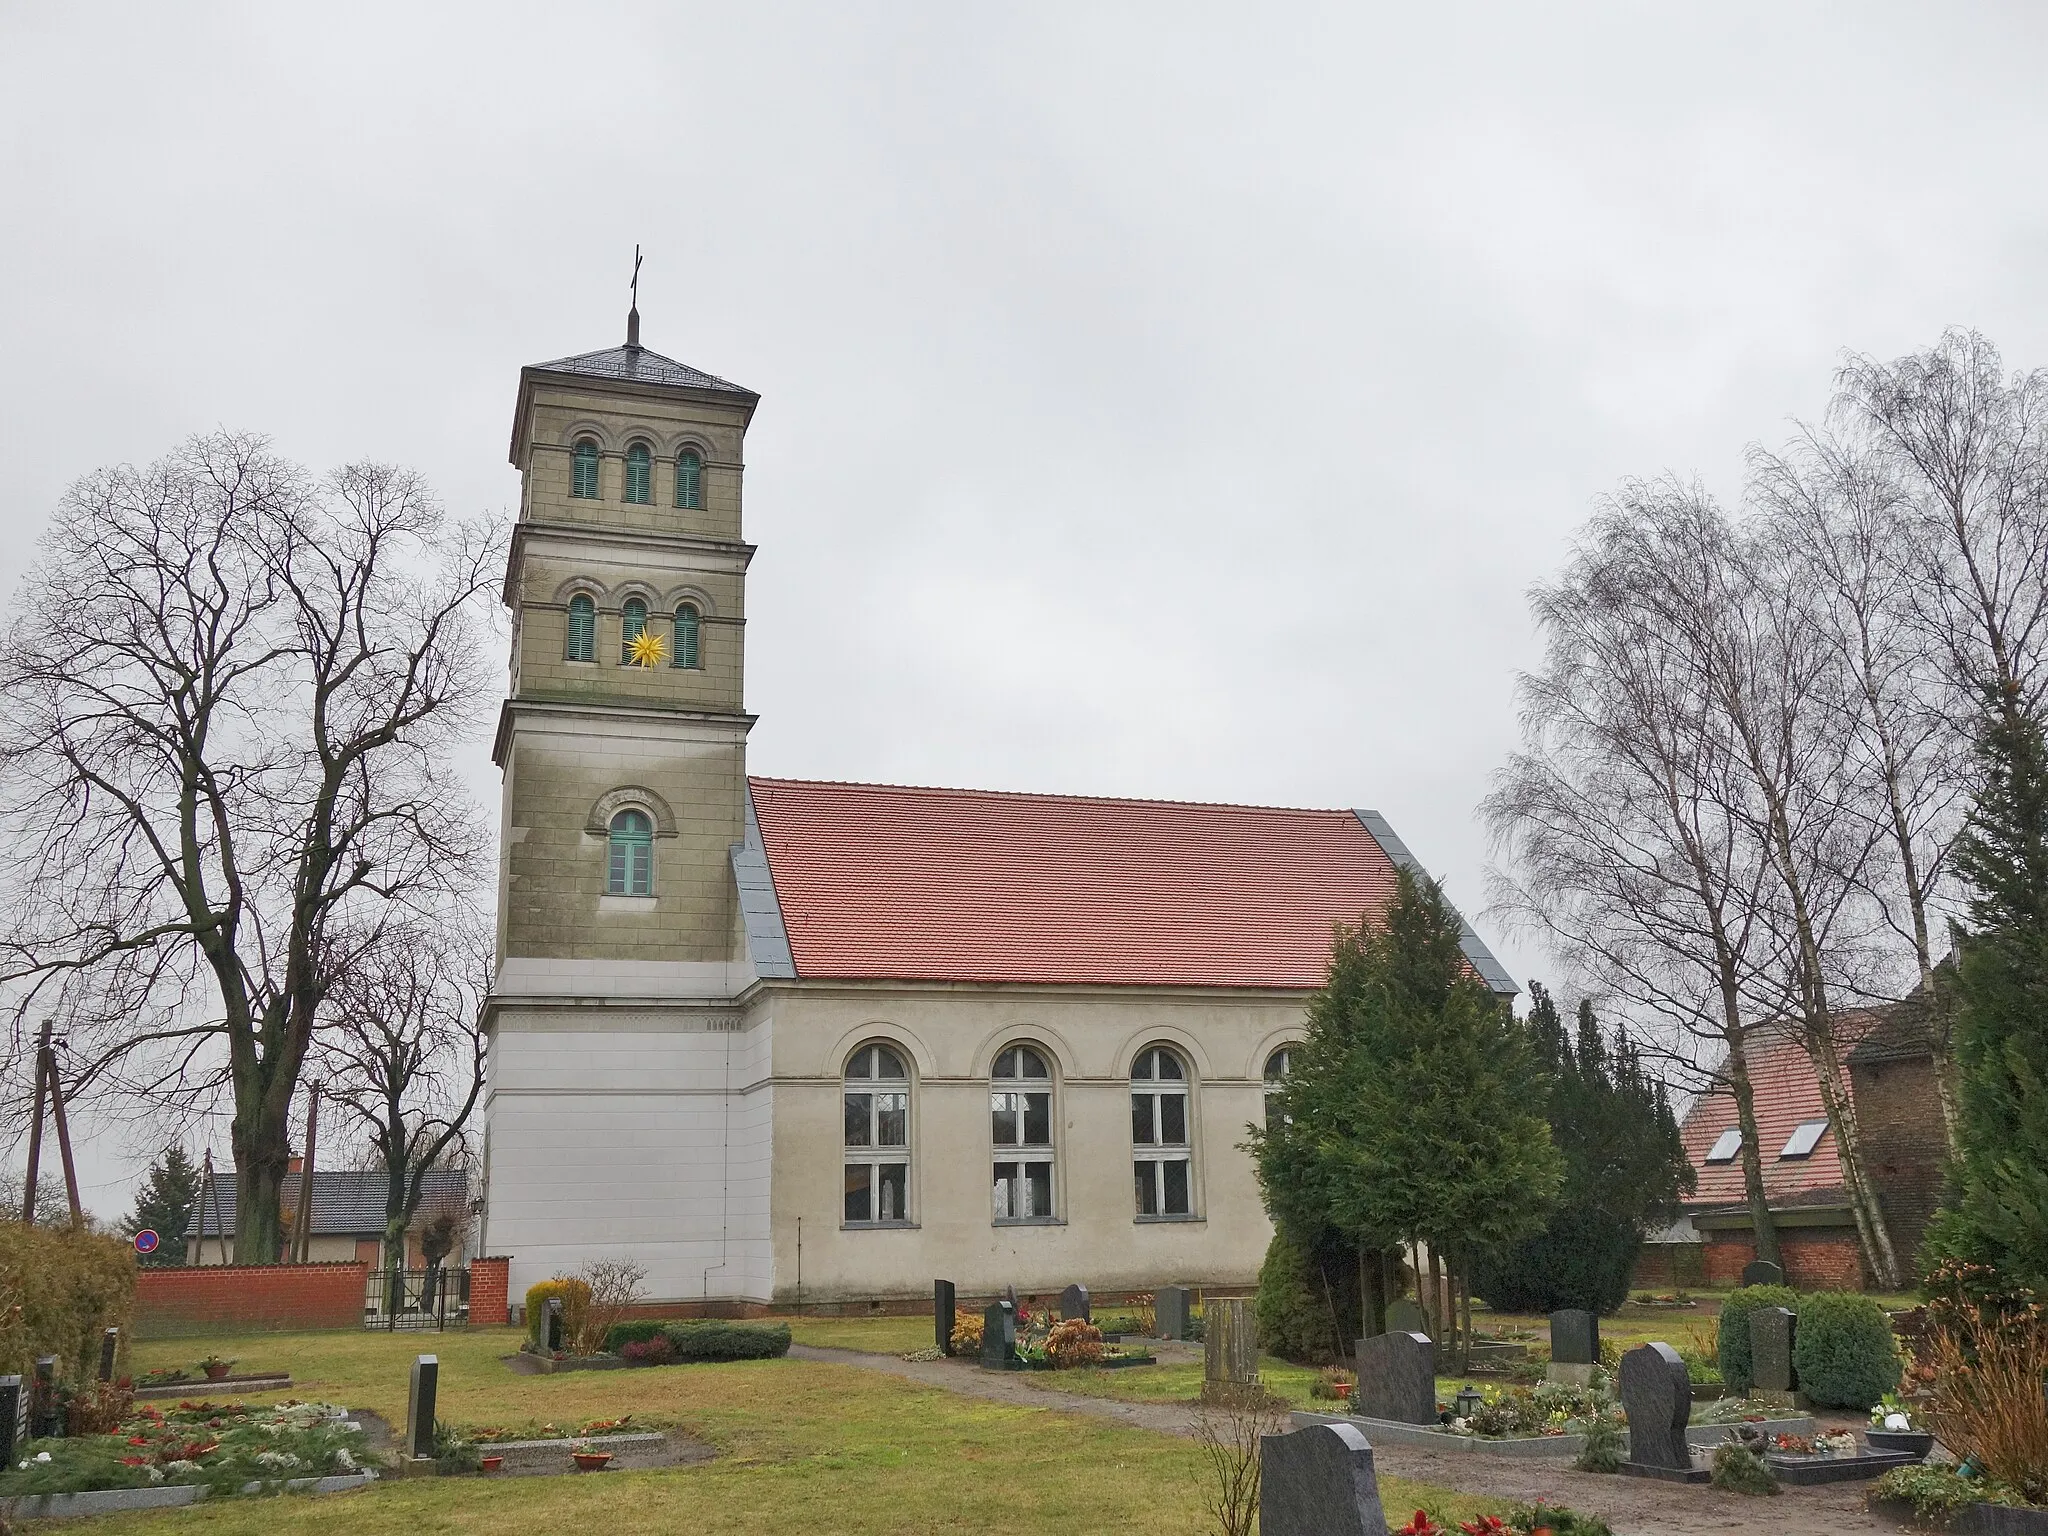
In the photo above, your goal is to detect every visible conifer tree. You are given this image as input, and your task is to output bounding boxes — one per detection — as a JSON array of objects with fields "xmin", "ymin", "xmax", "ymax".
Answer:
[
  {"xmin": 1936, "ymin": 688, "xmax": 2048, "ymax": 1286},
  {"xmin": 125, "ymin": 1146, "xmax": 202, "ymax": 1266}
]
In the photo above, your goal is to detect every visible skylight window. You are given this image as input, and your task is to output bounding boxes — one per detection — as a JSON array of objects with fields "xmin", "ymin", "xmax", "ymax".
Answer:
[
  {"xmin": 1704, "ymin": 1128, "xmax": 1742, "ymax": 1164},
  {"xmin": 1779, "ymin": 1119, "xmax": 1828, "ymax": 1160}
]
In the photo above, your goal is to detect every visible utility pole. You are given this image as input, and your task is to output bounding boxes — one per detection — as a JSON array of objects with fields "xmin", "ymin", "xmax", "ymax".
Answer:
[
  {"xmin": 19, "ymin": 1019, "xmax": 82, "ymax": 1226},
  {"xmin": 292, "ymin": 1081, "xmax": 322, "ymax": 1263}
]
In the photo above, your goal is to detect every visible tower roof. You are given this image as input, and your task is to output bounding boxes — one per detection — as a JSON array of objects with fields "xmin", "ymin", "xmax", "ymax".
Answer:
[{"xmin": 527, "ymin": 344, "xmax": 757, "ymax": 399}]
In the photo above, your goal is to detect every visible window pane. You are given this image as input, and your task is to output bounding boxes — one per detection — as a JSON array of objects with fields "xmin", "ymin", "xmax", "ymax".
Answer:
[
  {"xmin": 991, "ymin": 1092, "xmax": 1019, "ymax": 1147},
  {"xmin": 607, "ymin": 841, "xmax": 627, "ymax": 894},
  {"xmin": 992, "ymin": 1162, "xmax": 1015, "ymax": 1219},
  {"xmin": 1132, "ymin": 1093, "xmax": 1154, "ymax": 1146},
  {"xmin": 848, "ymin": 1046, "xmax": 871, "ymax": 1080},
  {"xmin": 1018, "ymin": 1047, "xmax": 1049, "ymax": 1079},
  {"xmin": 844, "ymin": 1093, "xmax": 872, "ymax": 1147},
  {"xmin": 843, "ymin": 1163, "xmax": 872, "ymax": 1223},
  {"xmin": 995, "ymin": 1047, "xmax": 1016, "ymax": 1079},
  {"xmin": 876, "ymin": 1091, "xmax": 907, "ymax": 1147},
  {"xmin": 1134, "ymin": 1161, "xmax": 1157, "ymax": 1216},
  {"xmin": 1132, "ymin": 1052, "xmax": 1153, "ymax": 1082},
  {"xmin": 878, "ymin": 1164, "xmax": 907, "ymax": 1222},
  {"xmin": 628, "ymin": 840, "xmax": 651, "ymax": 896},
  {"xmin": 1155, "ymin": 1051, "xmax": 1184, "ymax": 1080},
  {"xmin": 1705, "ymin": 1128, "xmax": 1742, "ymax": 1163},
  {"xmin": 1025, "ymin": 1161, "xmax": 1051, "ymax": 1217},
  {"xmin": 1265, "ymin": 1049, "xmax": 1290, "ymax": 1082},
  {"xmin": 873, "ymin": 1046, "xmax": 907, "ymax": 1079},
  {"xmin": 1161, "ymin": 1092, "xmax": 1187, "ymax": 1146},
  {"xmin": 1163, "ymin": 1159, "xmax": 1190, "ymax": 1215},
  {"xmin": 1023, "ymin": 1092, "xmax": 1050, "ymax": 1146}
]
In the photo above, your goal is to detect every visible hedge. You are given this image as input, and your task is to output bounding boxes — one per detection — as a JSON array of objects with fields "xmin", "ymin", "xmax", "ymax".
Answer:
[
  {"xmin": 0, "ymin": 1221, "xmax": 134, "ymax": 1383},
  {"xmin": 1716, "ymin": 1283, "xmax": 1799, "ymax": 1395},
  {"xmin": 1791, "ymin": 1291, "xmax": 1901, "ymax": 1409},
  {"xmin": 599, "ymin": 1319, "xmax": 791, "ymax": 1361}
]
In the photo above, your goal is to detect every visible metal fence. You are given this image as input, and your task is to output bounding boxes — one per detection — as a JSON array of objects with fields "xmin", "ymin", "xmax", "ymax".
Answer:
[{"xmin": 364, "ymin": 1265, "xmax": 470, "ymax": 1331}]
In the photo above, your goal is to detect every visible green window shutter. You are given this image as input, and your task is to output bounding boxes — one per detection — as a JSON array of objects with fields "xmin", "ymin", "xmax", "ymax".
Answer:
[
  {"xmin": 566, "ymin": 594, "xmax": 596, "ymax": 661},
  {"xmin": 571, "ymin": 441, "xmax": 600, "ymax": 499},
  {"xmin": 672, "ymin": 604, "xmax": 701, "ymax": 669},
  {"xmin": 607, "ymin": 810, "xmax": 654, "ymax": 896},
  {"xmin": 624, "ymin": 444, "xmax": 652, "ymax": 504},
  {"xmin": 676, "ymin": 450, "xmax": 703, "ymax": 510},
  {"xmin": 620, "ymin": 598, "xmax": 647, "ymax": 661}
]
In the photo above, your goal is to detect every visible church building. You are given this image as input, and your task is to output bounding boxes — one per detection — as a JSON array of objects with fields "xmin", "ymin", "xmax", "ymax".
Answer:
[{"xmin": 481, "ymin": 312, "xmax": 1517, "ymax": 1310}]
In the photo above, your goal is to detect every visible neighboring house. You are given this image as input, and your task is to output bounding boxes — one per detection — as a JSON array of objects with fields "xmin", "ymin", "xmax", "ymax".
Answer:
[
  {"xmin": 1641, "ymin": 1009, "xmax": 1946, "ymax": 1291},
  {"xmin": 186, "ymin": 1164, "xmax": 471, "ymax": 1268},
  {"xmin": 482, "ymin": 313, "xmax": 1520, "ymax": 1310}
]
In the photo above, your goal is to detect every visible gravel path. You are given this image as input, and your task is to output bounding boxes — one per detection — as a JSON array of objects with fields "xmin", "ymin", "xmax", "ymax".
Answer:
[{"xmin": 787, "ymin": 1344, "xmax": 1891, "ymax": 1536}]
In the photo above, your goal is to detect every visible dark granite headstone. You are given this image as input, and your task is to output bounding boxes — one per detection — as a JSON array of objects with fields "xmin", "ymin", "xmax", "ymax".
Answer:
[
  {"xmin": 1157, "ymin": 1285, "xmax": 1192, "ymax": 1341},
  {"xmin": 1384, "ymin": 1298, "xmax": 1429, "ymax": 1337},
  {"xmin": 1751, "ymin": 1307, "xmax": 1796, "ymax": 1395},
  {"xmin": 1059, "ymin": 1283, "xmax": 1091, "ymax": 1323},
  {"xmin": 405, "ymin": 1354, "xmax": 439, "ymax": 1459},
  {"xmin": 0, "ymin": 1376, "xmax": 21, "ymax": 1466},
  {"xmin": 1260, "ymin": 1421, "xmax": 1390, "ymax": 1536},
  {"xmin": 1549, "ymin": 1309, "xmax": 1598, "ymax": 1366},
  {"xmin": 99, "ymin": 1327, "xmax": 120, "ymax": 1382},
  {"xmin": 545, "ymin": 1295, "xmax": 564, "ymax": 1353},
  {"xmin": 30, "ymin": 1356, "xmax": 58, "ymax": 1439},
  {"xmin": 1620, "ymin": 1341, "xmax": 1703, "ymax": 1481},
  {"xmin": 1354, "ymin": 1330, "xmax": 1435, "ymax": 1424},
  {"xmin": 1741, "ymin": 1259, "xmax": 1785, "ymax": 1288},
  {"xmin": 981, "ymin": 1300, "xmax": 1017, "ymax": 1369},
  {"xmin": 934, "ymin": 1280, "xmax": 956, "ymax": 1356}
]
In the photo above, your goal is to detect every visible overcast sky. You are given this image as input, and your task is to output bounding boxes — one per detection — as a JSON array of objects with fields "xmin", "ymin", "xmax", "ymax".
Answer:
[{"xmin": 6, "ymin": 3, "xmax": 2048, "ymax": 1217}]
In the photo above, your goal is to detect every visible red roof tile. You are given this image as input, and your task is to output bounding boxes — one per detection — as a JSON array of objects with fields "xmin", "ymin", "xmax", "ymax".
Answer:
[
  {"xmin": 1680, "ymin": 1021, "xmax": 1875, "ymax": 1207},
  {"xmin": 748, "ymin": 778, "xmax": 1407, "ymax": 989}
]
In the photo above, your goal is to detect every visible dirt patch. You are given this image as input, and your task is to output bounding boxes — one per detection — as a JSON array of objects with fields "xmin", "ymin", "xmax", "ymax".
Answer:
[{"xmin": 470, "ymin": 1435, "xmax": 714, "ymax": 1479}]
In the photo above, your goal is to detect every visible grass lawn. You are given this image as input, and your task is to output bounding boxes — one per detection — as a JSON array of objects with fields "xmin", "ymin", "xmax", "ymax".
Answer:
[{"xmin": 106, "ymin": 1327, "xmax": 1505, "ymax": 1535}]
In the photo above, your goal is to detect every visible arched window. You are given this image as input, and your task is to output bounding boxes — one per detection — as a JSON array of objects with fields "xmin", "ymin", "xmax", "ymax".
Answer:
[
  {"xmin": 675, "ymin": 448, "xmax": 704, "ymax": 510},
  {"xmin": 606, "ymin": 809, "xmax": 653, "ymax": 896},
  {"xmin": 619, "ymin": 597, "xmax": 647, "ymax": 663},
  {"xmin": 571, "ymin": 439, "xmax": 600, "ymax": 499},
  {"xmin": 844, "ymin": 1043, "xmax": 910, "ymax": 1225},
  {"xmin": 1131, "ymin": 1045, "xmax": 1192, "ymax": 1218},
  {"xmin": 1264, "ymin": 1047, "xmax": 1293, "ymax": 1132},
  {"xmin": 566, "ymin": 594, "xmax": 596, "ymax": 662},
  {"xmin": 672, "ymin": 603, "xmax": 701, "ymax": 669},
  {"xmin": 991, "ymin": 1043, "xmax": 1054, "ymax": 1222},
  {"xmin": 623, "ymin": 443, "xmax": 652, "ymax": 504}
]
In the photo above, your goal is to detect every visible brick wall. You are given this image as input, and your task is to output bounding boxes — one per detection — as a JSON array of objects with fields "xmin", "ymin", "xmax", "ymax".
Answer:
[
  {"xmin": 135, "ymin": 1262, "xmax": 367, "ymax": 1338},
  {"xmin": 1850, "ymin": 1052, "xmax": 1948, "ymax": 1267},
  {"xmin": 1703, "ymin": 1231, "xmax": 1865, "ymax": 1290},
  {"xmin": 1632, "ymin": 1243, "xmax": 1706, "ymax": 1290},
  {"xmin": 469, "ymin": 1256, "xmax": 511, "ymax": 1327}
]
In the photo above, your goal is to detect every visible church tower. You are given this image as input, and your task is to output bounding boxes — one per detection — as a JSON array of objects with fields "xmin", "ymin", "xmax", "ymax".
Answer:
[{"xmin": 494, "ymin": 307, "xmax": 760, "ymax": 973}]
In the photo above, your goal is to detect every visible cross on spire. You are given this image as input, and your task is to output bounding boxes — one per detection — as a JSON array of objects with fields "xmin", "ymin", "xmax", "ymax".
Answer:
[{"xmin": 626, "ymin": 244, "xmax": 643, "ymax": 349}]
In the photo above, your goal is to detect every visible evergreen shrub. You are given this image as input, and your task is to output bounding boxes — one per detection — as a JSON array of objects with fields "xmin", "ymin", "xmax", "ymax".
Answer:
[
  {"xmin": 1792, "ymin": 1291, "xmax": 1901, "ymax": 1409},
  {"xmin": 661, "ymin": 1320, "xmax": 790, "ymax": 1361},
  {"xmin": 1715, "ymin": 1283, "xmax": 1798, "ymax": 1395},
  {"xmin": 1255, "ymin": 1229, "xmax": 1348, "ymax": 1364},
  {"xmin": 524, "ymin": 1276, "xmax": 591, "ymax": 1349},
  {"xmin": 600, "ymin": 1319, "xmax": 669, "ymax": 1351},
  {"xmin": 0, "ymin": 1220, "xmax": 134, "ymax": 1382}
]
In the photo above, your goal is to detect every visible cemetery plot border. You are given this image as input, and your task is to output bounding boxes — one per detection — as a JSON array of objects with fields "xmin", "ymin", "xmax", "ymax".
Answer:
[
  {"xmin": 1, "ymin": 1472, "xmax": 377, "ymax": 1524},
  {"xmin": 1764, "ymin": 1448, "xmax": 1920, "ymax": 1486},
  {"xmin": 1290, "ymin": 1409, "xmax": 1819, "ymax": 1460}
]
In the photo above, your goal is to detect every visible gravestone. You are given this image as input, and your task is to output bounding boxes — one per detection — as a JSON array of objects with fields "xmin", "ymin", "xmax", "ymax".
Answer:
[
  {"xmin": 1203, "ymin": 1297, "xmax": 1260, "ymax": 1404},
  {"xmin": 405, "ymin": 1354, "xmax": 439, "ymax": 1460},
  {"xmin": 1059, "ymin": 1283, "xmax": 1091, "ymax": 1324},
  {"xmin": 30, "ymin": 1356, "xmax": 58, "ymax": 1439},
  {"xmin": 1741, "ymin": 1258, "xmax": 1785, "ymax": 1288},
  {"xmin": 981, "ymin": 1300, "xmax": 1017, "ymax": 1369},
  {"xmin": 1260, "ymin": 1421, "xmax": 1391, "ymax": 1536},
  {"xmin": 1547, "ymin": 1308, "xmax": 1600, "ymax": 1387},
  {"xmin": 1384, "ymin": 1298, "xmax": 1430, "ymax": 1338},
  {"xmin": 1751, "ymin": 1306, "xmax": 1797, "ymax": 1397},
  {"xmin": 1156, "ymin": 1285, "xmax": 1192, "ymax": 1341},
  {"xmin": 545, "ymin": 1296, "xmax": 564, "ymax": 1353},
  {"xmin": 99, "ymin": 1327, "xmax": 120, "ymax": 1382},
  {"xmin": 1354, "ymin": 1330, "xmax": 1435, "ymax": 1424},
  {"xmin": 0, "ymin": 1376, "xmax": 21, "ymax": 1467},
  {"xmin": 1619, "ymin": 1342, "xmax": 1706, "ymax": 1482},
  {"xmin": 934, "ymin": 1280, "xmax": 956, "ymax": 1356}
]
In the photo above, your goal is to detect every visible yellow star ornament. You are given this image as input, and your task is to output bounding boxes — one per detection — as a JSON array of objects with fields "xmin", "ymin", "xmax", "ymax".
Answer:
[{"xmin": 628, "ymin": 630, "xmax": 669, "ymax": 668}]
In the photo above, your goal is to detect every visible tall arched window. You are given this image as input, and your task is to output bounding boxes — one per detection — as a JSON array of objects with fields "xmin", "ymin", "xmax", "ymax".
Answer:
[
  {"xmin": 844, "ymin": 1043, "xmax": 910, "ymax": 1225},
  {"xmin": 1264, "ymin": 1047, "xmax": 1293, "ymax": 1132},
  {"xmin": 672, "ymin": 603, "xmax": 701, "ymax": 669},
  {"xmin": 623, "ymin": 443, "xmax": 652, "ymax": 504},
  {"xmin": 607, "ymin": 809, "xmax": 653, "ymax": 896},
  {"xmin": 566, "ymin": 594, "xmax": 596, "ymax": 661},
  {"xmin": 675, "ymin": 448, "xmax": 704, "ymax": 509},
  {"xmin": 571, "ymin": 439, "xmax": 600, "ymax": 499},
  {"xmin": 991, "ymin": 1043, "xmax": 1054, "ymax": 1222},
  {"xmin": 1131, "ymin": 1045, "xmax": 1192, "ymax": 1218},
  {"xmin": 620, "ymin": 597, "xmax": 647, "ymax": 663}
]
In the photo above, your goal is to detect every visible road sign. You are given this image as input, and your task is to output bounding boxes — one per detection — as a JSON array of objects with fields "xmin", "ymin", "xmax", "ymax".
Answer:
[{"xmin": 133, "ymin": 1229, "xmax": 159, "ymax": 1255}]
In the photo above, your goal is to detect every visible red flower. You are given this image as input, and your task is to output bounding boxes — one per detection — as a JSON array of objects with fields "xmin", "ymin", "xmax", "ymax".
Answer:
[
  {"xmin": 1459, "ymin": 1519, "xmax": 1507, "ymax": 1535},
  {"xmin": 127, "ymin": 1436, "xmax": 150, "ymax": 1445},
  {"xmin": 1397, "ymin": 1513, "xmax": 1443, "ymax": 1536}
]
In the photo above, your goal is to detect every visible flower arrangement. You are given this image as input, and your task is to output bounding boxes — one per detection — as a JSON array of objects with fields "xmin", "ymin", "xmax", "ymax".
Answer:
[
  {"xmin": 1870, "ymin": 1394, "xmax": 1914, "ymax": 1431},
  {"xmin": 950, "ymin": 1311, "xmax": 984, "ymax": 1354},
  {"xmin": 197, "ymin": 1355, "xmax": 235, "ymax": 1381},
  {"xmin": 1045, "ymin": 1319, "xmax": 1105, "ymax": 1369},
  {"xmin": 1, "ymin": 1399, "xmax": 361, "ymax": 1498}
]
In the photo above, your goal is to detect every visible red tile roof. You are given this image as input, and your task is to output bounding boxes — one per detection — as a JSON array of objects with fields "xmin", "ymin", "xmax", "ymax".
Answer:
[
  {"xmin": 747, "ymin": 778, "xmax": 1409, "ymax": 989},
  {"xmin": 1680, "ymin": 1022, "xmax": 1874, "ymax": 1207}
]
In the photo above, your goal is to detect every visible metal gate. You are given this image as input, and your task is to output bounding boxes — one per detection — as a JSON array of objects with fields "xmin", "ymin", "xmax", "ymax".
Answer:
[{"xmin": 364, "ymin": 1265, "xmax": 470, "ymax": 1330}]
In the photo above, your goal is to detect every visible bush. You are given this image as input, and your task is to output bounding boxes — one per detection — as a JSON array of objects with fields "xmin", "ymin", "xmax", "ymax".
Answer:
[
  {"xmin": 1790, "ymin": 1291, "xmax": 1901, "ymax": 1409},
  {"xmin": 0, "ymin": 1221, "xmax": 134, "ymax": 1384},
  {"xmin": 1472, "ymin": 1206, "xmax": 1647, "ymax": 1316},
  {"xmin": 1046, "ymin": 1319, "xmax": 1104, "ymax": 1368},
  {"xmin": 619, "ymin": 1335, "xmax": 674, "ymax": 1366},
  {"xmin": 1253, "ymin": 1228, "xmax": 1361, "ymax": 1364},
  {"xmin": 1922, "ymin": 1289, "xmax": 2048, "ymax": 1504},
  {"xmin": 1715, "ymin": 1284, "xmax": 1798, "ymax": 1395},
  {"xmin": 524, "ymin": 1276, "xmax": 591, "ymax": 1350},
  {"xmin": 1573, "ymin": 1398, "xmax": 1625, "ymax": 1473},
  {"xmin": 600, "ymin": 1319, "xmax": 670, "ymax": 1353},
  {"xmin": 660, "ymin": 1321, "xmax": 790, "ymax": 1362},
  {"xmin": 950, "ymin": 1311, "xmax": 983, "ymax": 1355},
  {"xmin": 1709, "ymin": 1440, "xmax": 1779, "ymax": 1495}
]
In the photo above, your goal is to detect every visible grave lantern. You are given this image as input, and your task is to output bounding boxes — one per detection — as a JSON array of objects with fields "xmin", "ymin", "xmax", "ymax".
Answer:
[{"xmin": 1454, "ymin": 1386, "xmax": 1484, "ymax": 1421}]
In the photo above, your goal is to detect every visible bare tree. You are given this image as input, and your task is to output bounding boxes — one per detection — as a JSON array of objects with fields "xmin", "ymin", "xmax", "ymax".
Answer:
[
  {"xmin": 0, "ymin": 433, "xmax": 500, "ymax": 1261},
  {"xmin": 318, "ymin": 914, "xmax": 490, "ymax": 1276},
  {"xmin": 1485, "ymin": 478, "xmax": 1791, "ymax": 1267}
]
